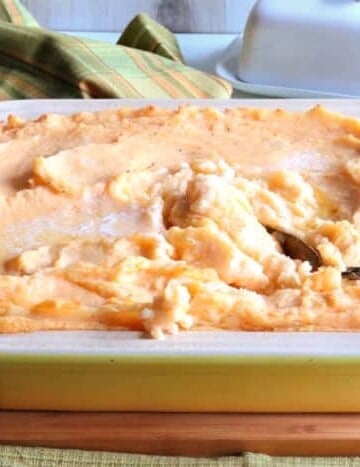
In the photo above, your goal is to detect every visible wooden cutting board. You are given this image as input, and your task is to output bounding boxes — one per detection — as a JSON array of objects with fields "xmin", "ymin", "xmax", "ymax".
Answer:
[{"xmin": 2, "ymin": 411, "xmax": 360, "ymax": 457}]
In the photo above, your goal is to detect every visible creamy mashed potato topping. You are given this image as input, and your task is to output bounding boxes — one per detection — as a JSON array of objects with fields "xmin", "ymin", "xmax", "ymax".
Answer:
[{"xmin": 1, "ymin": 105, "xmax": 360, "ymax": 337}]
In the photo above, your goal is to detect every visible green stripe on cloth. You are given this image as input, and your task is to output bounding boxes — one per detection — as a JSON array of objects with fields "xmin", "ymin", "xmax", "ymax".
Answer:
[
  {"xmin": 1, "ymin": 447, "xmax": 360, "ymax": 466},
  {"xmin": 0, "ymin": 0, "xmax": 232, "ymax": 99}
]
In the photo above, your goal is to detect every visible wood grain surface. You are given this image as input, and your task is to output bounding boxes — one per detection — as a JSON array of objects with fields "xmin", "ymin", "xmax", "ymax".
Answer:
[
  {"xmin": 2, "ymin": 412, "xmax": 360, "ymax": 456},
  {"xmin": 21, "ymin": 0, "xmax": 256, "ymax": 33}
]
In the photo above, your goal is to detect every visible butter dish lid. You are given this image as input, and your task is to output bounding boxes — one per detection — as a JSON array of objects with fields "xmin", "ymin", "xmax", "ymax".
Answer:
[{"xmin": 230, "ymin": 0, "xmax": 360, "ymax": 97}]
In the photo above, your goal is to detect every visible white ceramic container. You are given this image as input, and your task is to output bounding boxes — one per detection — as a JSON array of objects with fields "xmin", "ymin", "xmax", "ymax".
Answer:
[{"xmin": 237, "ymin": 0, "xmax": 360, "ymax": 95}]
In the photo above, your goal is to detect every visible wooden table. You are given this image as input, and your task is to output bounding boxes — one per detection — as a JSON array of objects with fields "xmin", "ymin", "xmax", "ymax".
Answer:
[{"xmin": 2, "ymin": 412, "xmax": 360, "ymax": 457}]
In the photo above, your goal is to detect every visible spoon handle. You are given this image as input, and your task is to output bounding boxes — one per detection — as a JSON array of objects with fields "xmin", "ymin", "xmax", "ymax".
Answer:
[
  {"xmin": 263, "ymin": 224, "xmax": 360, "ymax": 279},
  {"xmin": 342, "ymin": 267, "xmax": 360, "ymax": 280}
]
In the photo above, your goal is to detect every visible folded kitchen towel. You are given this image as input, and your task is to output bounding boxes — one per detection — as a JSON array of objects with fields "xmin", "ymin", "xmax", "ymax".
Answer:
[{"xmin": 0, "ymin": 0, "xmax": 232, "ymax": 99}]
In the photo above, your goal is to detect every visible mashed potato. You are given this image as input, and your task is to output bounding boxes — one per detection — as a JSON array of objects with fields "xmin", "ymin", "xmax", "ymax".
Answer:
[{"xmin": 1, "ymin": 105, "xmax": 360, "ymax": 338}]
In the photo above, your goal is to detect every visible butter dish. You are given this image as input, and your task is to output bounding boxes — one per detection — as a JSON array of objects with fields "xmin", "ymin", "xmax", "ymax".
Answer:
[{"xmin": 216, "ymin": 0, "xmax": 360, "ymax": 98}]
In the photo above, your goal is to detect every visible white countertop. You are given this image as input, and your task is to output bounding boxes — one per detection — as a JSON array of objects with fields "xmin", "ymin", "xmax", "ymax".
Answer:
[{"xmin": 62, "ymin": 32, "xmax": 248, "ymax": 98}]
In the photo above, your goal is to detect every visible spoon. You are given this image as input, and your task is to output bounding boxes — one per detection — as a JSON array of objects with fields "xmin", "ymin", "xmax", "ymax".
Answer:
[
  {"xmin": 265, "ymin": 225, "xmax": 360, "ymax": 279},
  {"xmin": 341, "ymin": 267, "xmax": 360, "ymax": 280}
]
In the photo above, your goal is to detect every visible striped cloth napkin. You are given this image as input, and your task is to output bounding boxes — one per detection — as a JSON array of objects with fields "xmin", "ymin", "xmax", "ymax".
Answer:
[{"xmin": 0, "ymin": 0, "xmax": 232, "ymax": 99}]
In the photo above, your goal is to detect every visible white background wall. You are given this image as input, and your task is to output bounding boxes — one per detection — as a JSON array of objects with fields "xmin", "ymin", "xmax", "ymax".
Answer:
[{"xmin": 21, "ymin": 0, "xmax": 256, "ymax": 33}]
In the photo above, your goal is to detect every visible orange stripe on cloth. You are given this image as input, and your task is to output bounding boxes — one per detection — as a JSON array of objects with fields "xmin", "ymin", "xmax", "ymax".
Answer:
[
  {"xmin": 70, "ymin": 37, "xmax": 143, "ymax": 98},
  {"xmin": 149, "ymin": 54, "xmax": 208, "ymax": 98},
  {"xmin": 2, "ymin": 0, "xmax": 25, "ymax": 25},
  {"xmin": 124, "ymin": 47, "xmax": 186, "ymax": 98},
  {"xmin": 0, "ymin": 69, "xmax": 48, "ymax": 98}
]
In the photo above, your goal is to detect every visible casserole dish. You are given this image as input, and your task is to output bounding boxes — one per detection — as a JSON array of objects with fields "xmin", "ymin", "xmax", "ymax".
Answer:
[{"xmin": 1, "ymin": 98, "xmax": 360, "ymax": 412}]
